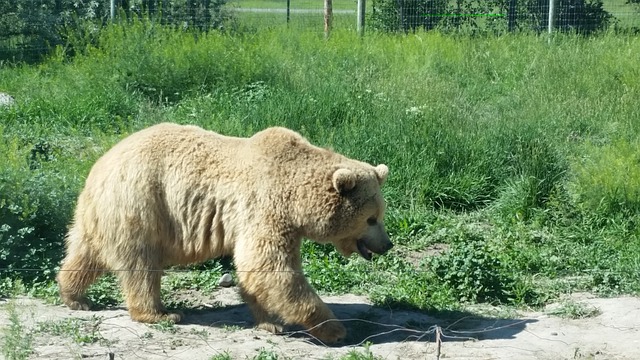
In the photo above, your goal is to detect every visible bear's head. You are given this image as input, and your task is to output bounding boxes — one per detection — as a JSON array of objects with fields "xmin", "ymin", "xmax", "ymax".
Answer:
[{"xmin": 305, "ymin": 163, "xmax": 393, "ymax": 261}]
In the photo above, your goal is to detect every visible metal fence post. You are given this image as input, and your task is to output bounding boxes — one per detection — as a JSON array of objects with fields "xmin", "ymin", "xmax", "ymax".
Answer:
[
  {"xmin": 507, "ymin": 0, "xmax": 517, "ymax": 32},
  {"xmin": 110, "ymin": 0, "xmax": 115, "ymax": 21},
  {"xmin": 357, "ymin": 0, "xmax": 366, "ymax": 36},
  {"xmin": 548, "ymin": 0, "xmax": 557, "ymax": 35}
]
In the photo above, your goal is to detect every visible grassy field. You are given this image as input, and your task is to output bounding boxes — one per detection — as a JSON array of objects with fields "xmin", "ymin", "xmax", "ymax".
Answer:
[
  {"xmin": 224, "ymin": 0, "xmax": 640, "ymax": 30},
  {"xmin": 603, "ymin": 0, "xmax": 640, "ymax": 27},
  {"xmin": 0, "ymin": 21, "xmax": 639, "ymax": 322},
  {"xmin": 232, "ymin": 11, "xmax": 358, "ymax": 30},
  {"xmin": 225, "ymin": 0, "xmax": 362, "ymax": 30},
  {"xmin": 229, "ymin": 0, "xmax": 360, "ymax": 11}
]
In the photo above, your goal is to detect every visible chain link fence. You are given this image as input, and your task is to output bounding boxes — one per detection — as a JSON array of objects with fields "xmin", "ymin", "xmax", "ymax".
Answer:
[{"xmin": 1, "ymin": 0, "xmax": 639, "ymax": 63}]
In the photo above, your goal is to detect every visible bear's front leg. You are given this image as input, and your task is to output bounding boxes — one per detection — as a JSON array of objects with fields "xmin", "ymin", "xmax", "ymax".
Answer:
[{"xmin": 235, "ymin": 246, "xmax": 346, "ymax": 344}]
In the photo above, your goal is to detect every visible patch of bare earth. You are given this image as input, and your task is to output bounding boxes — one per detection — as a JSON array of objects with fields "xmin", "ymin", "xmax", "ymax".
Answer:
[
  {"xmin": 1, "ymin": 289, "xmax": 639, "ymax": 360},
  {"xmin": 404, "ymin": 243, "xmax": 449, "ymax": 268}
]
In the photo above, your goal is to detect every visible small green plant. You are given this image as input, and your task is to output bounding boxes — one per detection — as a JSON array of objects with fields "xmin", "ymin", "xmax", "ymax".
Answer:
[
  {"xmin": 189, "ymin": 327, "xmax": 210, "ymax": 338},
  {"xmin": 163, "ymin": 262, "xmax": 226, "ymax": 294},
  {"xmin": 429, "ymin": 230, "xmax": 515, "ymax": 304},
  {"xmin": 221, "ymin": 324, "xmax": 242, "ymax": 332},
  {"xmin": 1, "ymin": 300, "xmax": 33, "ymax": 360},
  {"xmin": 340, "ymin": 343, "xmax": 382, "ymax": 360},
  {"xmin": 36, "ymin": 316, "xmax": 104, "ymax": 344},
  {"xmin": 252, "ymin": 348, "xmax": 281, "ymax": 360},
  {"xmin": 149, "ymin": 319, "xmax": 178, "ymax": 334},
  {"xmin": 547, "ymin": 300, "xmax": 601, "ymax": 319},
  {"xmin": 210, "ymin": 352, "xmax": 233, "ymax": 360},
  {"xmin": 0, "ymin": 278, "xmax": 25, "ymax": 299},
  {"xmin": 169, "ymin": 338, "xmax": 186, "ymax": 349},
  {"xmin": 85, "ymin": 275, "xmax": 123, "ymax": 308}
]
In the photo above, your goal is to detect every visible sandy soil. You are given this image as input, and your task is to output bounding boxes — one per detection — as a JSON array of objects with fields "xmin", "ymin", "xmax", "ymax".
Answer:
[{"xmin": 1, "ymin": 289, "xmax": 639, "ymax": 360}]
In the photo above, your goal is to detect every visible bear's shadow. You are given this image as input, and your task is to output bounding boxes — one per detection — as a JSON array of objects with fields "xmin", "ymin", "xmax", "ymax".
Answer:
[{"xmin": 181, "ymin": 301, "xmax": 537, "ymax": 347}]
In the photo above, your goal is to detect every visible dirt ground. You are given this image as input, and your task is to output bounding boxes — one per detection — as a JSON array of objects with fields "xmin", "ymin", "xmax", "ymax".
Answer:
[{"xmin": 1, "ymin": 288, "xmax": 639, "ymax": 360}]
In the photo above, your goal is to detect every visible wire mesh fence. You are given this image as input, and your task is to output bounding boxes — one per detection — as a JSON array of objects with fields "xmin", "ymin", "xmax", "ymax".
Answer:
[{"xmin": 0, "ymin": 0, "xmax": 639, "ymax": 62}]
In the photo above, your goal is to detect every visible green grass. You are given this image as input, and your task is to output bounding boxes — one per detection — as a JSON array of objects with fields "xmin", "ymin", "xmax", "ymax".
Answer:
[
  {"xmin": 36, "ymin": 316, "xmax": 105, "ymax": 344},
  {"xmin": 149, "ymin": 319, "xmax": 179, "ymax": 334},
  {"xmin": 339, "ymin": 345, "xmax": 382, "ymax": 360},
  {"xmin": 1, "ymin": 21, "xmax": 640, "ymax": 316},
  {"xmin": 231, "ymin": 12, "xmax": 357, "ymax": 31},
  {"xmin": 229, "ymin": 0, "xmax": 360, "ymax": 11},
  {"xmin": 1, "ymin": 301, "xmax": 33, "ymax": 360},
  {"xmin": 603, "ymin": 0, "xmax": 640, "ymax": 28},
  {"xmin": 211, "ymin": 352, "xmax": 234, "ymax": 360},
  {"xmin": 546, "ymin": 299, "xmax": 602, "ymax": 319}
]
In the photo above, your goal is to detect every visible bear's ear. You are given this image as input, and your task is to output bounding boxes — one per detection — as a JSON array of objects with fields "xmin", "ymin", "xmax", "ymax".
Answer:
[
  {"xmin": 374, "ymin": 164, "xmax": 389, "ymax": 185},
  {"xmin": 332, "ymin": 168, "xmax": 356, "ymax": 194}
]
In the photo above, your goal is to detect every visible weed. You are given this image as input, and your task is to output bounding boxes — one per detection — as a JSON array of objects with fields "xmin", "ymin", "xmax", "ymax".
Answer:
[
  {"xmin": 163, "ymin": 261, "xmax": 226, "ymax": 294},
  {"xmin": 1, "ymin": 300, "xmax": 33, "ymax": 360},
  {"xmin": 210, "ymin": 352, "xmax": 233, "ymax": 360},
  {"xmin": 547, "ymin": 300, "xmax": 601, "ymax": 319},
  {"xmin": 429, "ymin": 230, "xmax": 515, "ymax": 304},
  {"xmin": 222, "ymin": 324, "xmax": 242, "ymax": 332},
  {"xmin": 36, "ymin": 316, "xmax": 105, "ymax": 344},
  {"xmin": 0, "ymin": 279, "xmax": 25, "ymax": 299},
  {"xmin": 189, "ymin": 327, "xmax": 210, "ymax": 338},
  {"xmin": 85, "ymin": 275, "xmax": 123, "ymax": 309},
  {"xmin": 149, "ymin": 319, "xmax": 179, "ymax": 334},
  {"xmin": 169, "ymin": 338, "xmax": 186, "ymax": 349},
  {"xmin": 340, "ymin": 344, "xmax": 382, "ymax": 360},
  {"xmin": 252, "ymin": 348, "xmax": 282, "ymax": 360}
]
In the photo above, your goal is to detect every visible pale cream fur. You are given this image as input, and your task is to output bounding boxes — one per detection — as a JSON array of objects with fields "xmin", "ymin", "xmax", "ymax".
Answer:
[{"xmin": 57, "ymin": 123, "xmax": 392, "ymax": 344}]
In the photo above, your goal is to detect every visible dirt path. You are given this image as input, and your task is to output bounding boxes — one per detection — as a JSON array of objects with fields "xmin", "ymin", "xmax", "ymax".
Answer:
[{"xmin": 1, "ymin": 289, "xmax": 638, "ymax": 360}]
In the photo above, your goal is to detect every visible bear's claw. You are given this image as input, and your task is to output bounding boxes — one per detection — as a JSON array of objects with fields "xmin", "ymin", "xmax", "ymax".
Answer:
[
  {"xmin": 64, "ymin": 298, "xmax": 92, "ymax": 311},
  {"xmin": 257, "ymin": 322, "xmax": 284, "ymax": 334}
]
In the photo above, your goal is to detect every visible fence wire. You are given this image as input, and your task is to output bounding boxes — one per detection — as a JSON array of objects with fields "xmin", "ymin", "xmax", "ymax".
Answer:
[{"xmin": 1, "ymin": 0, "xmax": 639, "ymax": 63}]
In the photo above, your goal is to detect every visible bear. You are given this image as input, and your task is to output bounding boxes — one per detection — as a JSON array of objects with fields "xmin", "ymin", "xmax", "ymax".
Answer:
[{"xmin": 56, "ymin": 122, "xmax": 393, "ymax": 344}]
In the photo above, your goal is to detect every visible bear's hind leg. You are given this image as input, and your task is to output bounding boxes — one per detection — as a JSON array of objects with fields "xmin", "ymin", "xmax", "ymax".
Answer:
[
  {"xmin": 118, "ymin": 267, "xmax": 182, "ymax": 323},
  {"xmin": 57, "ymin": 243, "xmax": 104, "ymax": 311}
]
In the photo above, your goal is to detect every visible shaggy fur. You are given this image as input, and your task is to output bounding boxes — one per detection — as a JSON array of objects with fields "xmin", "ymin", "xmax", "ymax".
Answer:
[{"xmin": 57, "ymin": 123, "xmax": 392, "ymax": 344}]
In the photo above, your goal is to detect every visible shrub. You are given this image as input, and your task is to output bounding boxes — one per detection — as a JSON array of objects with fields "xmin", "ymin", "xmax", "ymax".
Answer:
[
  {"xmin": 0, "ymin": 0, "xmax": 233, "ymax": 64},
  {"xmin": 369, "ymin": 0, "xmax": 612, "ymax": 34},
  {"xmin": 428, "ymin": 230, "xmax": 516, "ymax": 304},
  {"xmin": 519, "ymin": 0, "xmax": 612, "ymax": 35},
  {"xmin": 0, "ymin": 131, "xmax": 88, "ymax": 284},
  {"xmin": 0, "ymin": 0, "xmax": 110, "ymax": 63},
  {"xmin": 369, "ymin": 0, "xmax": 448, "ymax": 32}
]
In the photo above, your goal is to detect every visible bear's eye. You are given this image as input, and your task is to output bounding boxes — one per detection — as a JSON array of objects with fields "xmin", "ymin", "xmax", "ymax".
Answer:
[{"xmin": 367, "ymin": 217, "xmax": 377, "ymax": 226}]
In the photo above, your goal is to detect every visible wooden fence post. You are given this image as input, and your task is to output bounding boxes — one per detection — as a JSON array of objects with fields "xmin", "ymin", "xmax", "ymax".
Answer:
[{"xmin": 324, "ymin": 0, "xmax": 333, "ymax": 39}]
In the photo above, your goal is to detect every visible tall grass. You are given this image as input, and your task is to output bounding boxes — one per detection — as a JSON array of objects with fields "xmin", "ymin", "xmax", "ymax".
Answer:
[{"xmin": 1, "ymin": 23, "xmax": 639, "ymax": 309}]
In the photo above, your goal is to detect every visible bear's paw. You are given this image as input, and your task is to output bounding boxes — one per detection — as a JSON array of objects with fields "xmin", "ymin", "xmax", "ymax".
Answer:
[{"xmin": 309, "ymin": 319, "xmax": 347, "ymax": 344}]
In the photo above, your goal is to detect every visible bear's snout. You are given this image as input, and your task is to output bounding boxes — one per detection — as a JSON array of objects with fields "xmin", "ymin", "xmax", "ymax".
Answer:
[
  {"xmin": 358, "ymin": 231, "xmax": 394, "ymax": 259},
  {"xmin": 368, "ymin": 236, "xmax": 393, "ymax": 255},
  {"xmin": 381, "ymin": 240, "xmax": 394, "ymax": 254},
  {"xmin": 360, "ymin": 223, "xmax": 394, "ymax": 255}
]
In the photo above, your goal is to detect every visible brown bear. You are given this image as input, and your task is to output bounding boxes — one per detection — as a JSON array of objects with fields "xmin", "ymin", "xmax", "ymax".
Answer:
[{"xmin": 57, "ymin": 122, "xmax": 392, "ymax": 344}]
